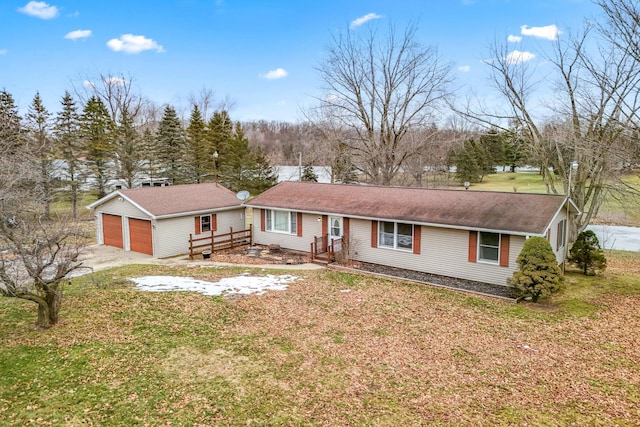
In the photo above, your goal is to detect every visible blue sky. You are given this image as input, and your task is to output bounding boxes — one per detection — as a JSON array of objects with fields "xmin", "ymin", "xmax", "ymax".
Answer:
[{"xmin": 1, "ymin": 0, "xmax": 601, "ymax": 122}]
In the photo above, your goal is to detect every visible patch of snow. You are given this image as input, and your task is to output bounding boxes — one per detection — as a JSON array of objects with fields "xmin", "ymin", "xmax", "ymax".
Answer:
[{"xmin": 129, "ymin": 274, "xmax": 297, "ymax": 296}]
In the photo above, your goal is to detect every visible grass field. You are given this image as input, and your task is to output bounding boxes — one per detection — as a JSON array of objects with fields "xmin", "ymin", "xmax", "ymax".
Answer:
[
  {"xmin": 1, "ymin": 253, "xmax": 639, "ymax": 426},
  {"xmin": 460, "ymin": 170, "xmax": 640, "ymax": 226}
]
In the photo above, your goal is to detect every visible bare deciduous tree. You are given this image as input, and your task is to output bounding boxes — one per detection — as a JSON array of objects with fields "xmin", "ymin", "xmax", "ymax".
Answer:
[
  {"xmin": 460, "ymin": 18, "xmax": 640, "ymax": 236},
  {"xmin": 0, "ymin": 146, "xmax": 86, "ymax": 329},
  {"xmin": 315, "ymin": 23, "xmax": 453, "ymax": 185}
]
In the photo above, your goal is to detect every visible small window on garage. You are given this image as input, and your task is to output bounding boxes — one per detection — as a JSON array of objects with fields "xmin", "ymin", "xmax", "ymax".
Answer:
[{"xmin": 201, "ymin": 215, "xmax": 212, "ymax": 232}]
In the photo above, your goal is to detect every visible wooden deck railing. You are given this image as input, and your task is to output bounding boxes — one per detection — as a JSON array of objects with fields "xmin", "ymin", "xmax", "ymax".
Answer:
[
  {"xmin": 189, "ymin": 225, "xmax": 252, "ymax": 259},
  {"xmin": 310, "ymin": 234, "xmax": 342, "ymax": 262}
]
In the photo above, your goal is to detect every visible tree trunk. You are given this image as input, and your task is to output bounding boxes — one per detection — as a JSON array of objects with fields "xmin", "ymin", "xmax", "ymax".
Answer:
[{"xmin": 35, "ymin": 289, "xmax": 62, "ymax": 329}]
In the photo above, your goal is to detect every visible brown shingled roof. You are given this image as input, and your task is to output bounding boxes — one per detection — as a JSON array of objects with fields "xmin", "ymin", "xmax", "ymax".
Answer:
[
  {"xmin": 245, "ymin": 182, "xmax": 568, "ymax": 235},
  {"xmin": 115, "ymin": 183, "xmax": 241, "ymax": 217}
]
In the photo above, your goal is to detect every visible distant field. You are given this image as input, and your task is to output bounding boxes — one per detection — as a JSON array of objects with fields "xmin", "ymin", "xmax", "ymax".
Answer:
[
  {"xmin": 466, "ymin": 170, "xmax": 549, "ymax": 193},
  {"xmin": 462, "ymin": 170, "xmax": 640, "ymax": 226}
]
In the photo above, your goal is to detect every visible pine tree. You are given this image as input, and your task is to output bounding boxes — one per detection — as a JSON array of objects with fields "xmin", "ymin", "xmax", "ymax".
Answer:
[
  {"xmin": 503, "ymin": 129, "xmax": 531, "ymax": 172},
  {"xmin": 207, "ymin": 110, "xmax": 233, "ymax": 158},
  {"xmin": 139, "ymin": 127, "xmax": 161, "ymax": 183},
  {"xmin": 246, "ymin": 146, "xmax": 278, "ymax": 194},
  {"xmin": 218, "ymin": 122, "xmax": 276, "ymax": 194},
  {"xmin": 480, "ymin": 129, "xmax": 505, "ymax": 169},
  {"xmin": 568, "ymin": 230, "xmax": 607, "ymax": 275},
  {"xmin": 186, "ymin": 105, "xmax": 209, "ymax": 183},
  {"xmin": 155, "ymin": 105, "xmax": 185, "ymax": 185},
  {"xmin": 333, "ymin": 144, "xmax": 359, "ymax": 184},
  {"xmin": 25, "ymin": 92, "xmax": 55, "ymax": 219},
  {"xmin": 80, "ymin": 96, "xmax": 115, "ymax": 198},
  {"xmin": 0, "ymin": 89, "xmax": 22, "ymax": 154},
  {"xmin": 114, "ymin": 106, "xmax": 141, "ymax": 188},
  {"xmin": 301, "ymin": 164, "xmax": 318, "ymax": 182},
  {"xmin": 54, "ymin": 91, "xmax": 82, "ymax": 218},
  {"xmin": 454, "ymin": 138, "xmax": 494, "ymax": 184},
  {"xmin": 510, "ymin": 237, "xmax": 564, "ymax": 302}
]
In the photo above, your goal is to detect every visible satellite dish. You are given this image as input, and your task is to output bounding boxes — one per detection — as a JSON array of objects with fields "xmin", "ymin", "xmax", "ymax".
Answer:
[{"xmin": 236, "ymin": 190, "xmax": 250, "ymax": 201}]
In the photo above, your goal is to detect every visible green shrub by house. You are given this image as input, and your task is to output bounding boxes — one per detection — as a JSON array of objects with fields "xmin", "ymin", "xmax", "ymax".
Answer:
[
  {"xmin": 568, "ymin": 230, "xmax": 607, "ymax": 275},
  {"xmin": 510, "ymin": 236, "xmax": 564, "ymax": 302}
]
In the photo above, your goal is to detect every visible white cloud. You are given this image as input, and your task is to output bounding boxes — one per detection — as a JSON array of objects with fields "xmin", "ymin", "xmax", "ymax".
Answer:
[
  {"xmin": 507, "ymin": 34, "xmax": 522, "ymax": 43},
  {"xmin": 520, "ymin": 24, "xmax": 561, "ymax": 41},
  {"xmin": 0, "ymin": 49, "xmax": 7, "ymax": 55},
  {"xmin": 83, "ymin": 80, "xmax": 95, "ymax": 88},
  {"xmin": 64, "ymin": 29, "xmax": 92, "ymax": 40},
  {"xmin": 18, "ymin": 1, "xmax": 59, "ymax": 19},
  {"xmin": 458, "ymin": 65, "xmax": 471, "ymax": 73},
  {"xmin": 260, "ymin": 68, "xmax": 288, "ymax": 80},
  {"xmin": 104, "ymin": 76, "xmax": 126, "ymax": 86},
  {"xmin": 106, "ymin": 34, "xmax": 165, "ymax": 54},
  {"xmin": 505, "ymin": 50, "xmax": 536, "ymax": 64},
  {"xmin": 326, "ymin": 94, "xmax": 340, "ymax": 103},
  {"xmin": 350, "ymin": 12, "xmax": 382, "ymax": 29}
]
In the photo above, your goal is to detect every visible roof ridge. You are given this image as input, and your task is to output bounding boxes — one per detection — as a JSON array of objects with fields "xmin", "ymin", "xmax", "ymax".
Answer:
[{"xmin": 281, "ymin": 181, "xmax": 564, "ymax": 197}]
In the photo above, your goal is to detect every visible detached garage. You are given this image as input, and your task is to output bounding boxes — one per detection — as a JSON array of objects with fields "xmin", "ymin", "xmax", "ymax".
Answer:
[{"xmin": 88, "ymin": 183, "xmax": 245, "ymax": 258}]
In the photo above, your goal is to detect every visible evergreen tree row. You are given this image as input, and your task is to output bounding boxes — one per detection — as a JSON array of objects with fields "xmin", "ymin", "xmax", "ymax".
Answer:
[{"xmin": 0, "ymin": 89, "xmax": 277, "ymax": 218}]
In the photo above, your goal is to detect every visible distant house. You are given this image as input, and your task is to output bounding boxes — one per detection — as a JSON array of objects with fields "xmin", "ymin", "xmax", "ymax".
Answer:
[
  {"xmin": 245, "ymin": 182, "xmax": 578, "ymax": 286},
  {"xmin": 274, "ymin": 166, "xmax": 332, "ymax": 183},
  {"xmin": 112, "ymin": 178, "xmax": 171, "ymax": 190},
  {"xmin": 87, "ymin": 183, "xmax": 245, "ymax": 258}
]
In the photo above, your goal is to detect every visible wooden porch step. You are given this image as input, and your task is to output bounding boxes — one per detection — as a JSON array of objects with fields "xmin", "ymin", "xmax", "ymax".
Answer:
[{"xmin": 312, "ymin": 253, "xmax": 331, "ymax": 265}]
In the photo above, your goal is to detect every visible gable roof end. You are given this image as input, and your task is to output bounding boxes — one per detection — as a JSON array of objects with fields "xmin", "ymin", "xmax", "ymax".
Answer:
[{"xmin": 87, "ymin": 183, "xmax": 243, "ymax": 218}]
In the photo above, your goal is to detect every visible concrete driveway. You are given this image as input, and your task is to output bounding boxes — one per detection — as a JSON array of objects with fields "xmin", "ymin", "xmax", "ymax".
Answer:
[{"xmin": 74, "ymin": 245, "xmax": 323, "ymax": 276}]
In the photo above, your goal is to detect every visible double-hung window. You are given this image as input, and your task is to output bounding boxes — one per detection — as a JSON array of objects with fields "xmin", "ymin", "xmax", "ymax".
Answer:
[
  {"xmin": 265, "ymin": 209, "xmax": 297, "ymax": 234},
  {"xmin": 478, "ymin": 232, "xmax": 500, "ymax": 263},
  {"xmin": 200, "ymin": 215, "xmax": 212, "ymax": 233},
  {"xmin": 378, "ymin": 221, "xmax": 413, "ymax": 251}
]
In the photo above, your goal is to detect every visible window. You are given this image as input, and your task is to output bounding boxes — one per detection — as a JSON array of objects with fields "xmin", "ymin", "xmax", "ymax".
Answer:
[
  {"xmin": 330, "ymin": 217, "xmax": 341, "ymax": 238},
  {"xmin": 378, "ymin": 221, "xmax": 413, "ymax": 251},
  {"xmin": 265, "ymin": 209, "xmax": 297, "ymax": 234},
  {"xmin": 478, "ymin": 232, "xmax": 500, "ymax": 263},
  {"xmin": 556, "ymin": 219, "xmax": 566, "ymax": 251},
  {"xmin": 200, "ymin": 215, "xmax": 212, "ymax": 233}
]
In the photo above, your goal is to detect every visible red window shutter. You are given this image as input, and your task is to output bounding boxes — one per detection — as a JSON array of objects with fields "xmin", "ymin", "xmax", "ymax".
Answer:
[
  {"xmin": 260, "ymin": 209, "xmax": 265, "ymax": 232},
  {"xmin": 195, "ymin": 216, "xmax": 201, "ymax": 235},
  {"xmin": 500, "ymin": 234, "xmax": 510, "ymax": 267},
  {"xmin": 371, "ymin": 221, "xmax": 378, "ymax": 248},
  {"xmin": 297, "ymin": 212, "xmax": 303, "ymax": 237},
  {"xmin": 547, "ymin": 229, "xmax": 551, "ymax": 241},
  {"xmin": 321, "ymin": 215, "xmax": 328, "ymax": 237},
  {"xmin": 212, "ymin": 214, "xmax": 217, "ymax": 232},
  {"xmin": 468, "ymin": 231, "xmax": 478, "ymax": 262},
  {"xmin": 343, "ymin": 217, "xmax": 350, "ymax": 239},
  {"xmin": 413, "ymin": 225, "xmax": 421, "ymax": 254}
]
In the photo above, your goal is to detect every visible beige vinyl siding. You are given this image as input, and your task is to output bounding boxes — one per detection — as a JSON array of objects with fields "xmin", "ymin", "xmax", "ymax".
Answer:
[
  {"xmin": 96, "ymin": 198, "xmax": 148, "ymax": 218},
  {"xmin": 154, "ymin": 208, "xmax": 246, "ymax": 258},
  {"xmin": 348, "ymin": 220, "xmax": 525, "ymax": 287},
  {"xmin": 547, "ymin": 208, "xmax": 569, "ymax": 264},
  {"xmin": 252, "ymin": 211, "xmax": 323, "ymax": 252}
]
